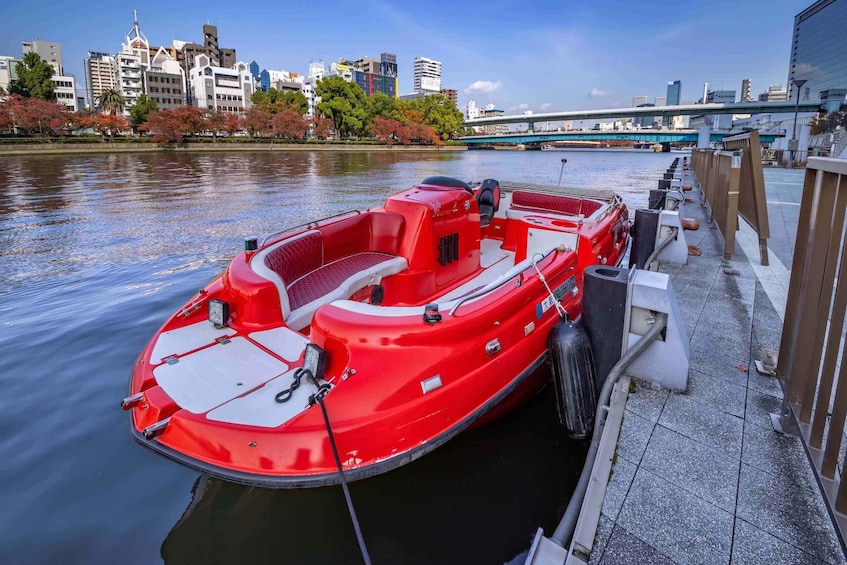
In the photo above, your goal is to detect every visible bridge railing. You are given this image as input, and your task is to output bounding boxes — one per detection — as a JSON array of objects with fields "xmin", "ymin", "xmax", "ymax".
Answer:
[
  {"xmin": 722, "ymin": 131, "xmax": 771, "ymax": 265},
  {"xmin": 690, "ymin": 149, "xmax": 740, "ymax": 259},
  {"xmin": 776, "ymin": 157, "xmax": 847, "ymax": 548}
]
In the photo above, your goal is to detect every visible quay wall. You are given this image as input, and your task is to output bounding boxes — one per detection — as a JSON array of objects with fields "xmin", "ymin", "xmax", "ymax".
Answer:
[{"xmin": 0, "ymin": 143, "xmax": 467, "ymax": 156}]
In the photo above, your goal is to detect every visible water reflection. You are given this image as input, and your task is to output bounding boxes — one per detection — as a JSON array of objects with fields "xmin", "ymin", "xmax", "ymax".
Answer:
[{"xmin": 161, "ymin": 385, "xmax": 586, "ymax": 565}]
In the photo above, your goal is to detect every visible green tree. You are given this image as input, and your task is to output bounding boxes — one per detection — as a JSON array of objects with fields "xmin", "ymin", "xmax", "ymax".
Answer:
[
  {"xmin": 97, "ymin": 88, "xmax": 126, "ymax": 115},
  {"xmin": 129, "ymin": 94, "xmax": 158, "ymax": 131},
  {"xmin": 316, "ymin": 76, "xmax": 370, "ymax": 138},
  {"xmin": 251, "ymin": 88, "xmax": 309, "ymax": 115},
  {"xmin": 9, "ymin": 52, "xmax": 55, "ymax": 101},
  {"xmin": 368, "ymin": 92, "xmax": 402, "ymax": 121},
  {"xmin": 405, "ymin": 94, "xmax": 465, "ymax": 140}
]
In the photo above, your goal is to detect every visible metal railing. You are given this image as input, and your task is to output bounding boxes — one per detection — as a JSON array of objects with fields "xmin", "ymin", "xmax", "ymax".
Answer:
[
  {"xmin": 690, "ymin": 149, "xmax": 740, "ymax": 259},
  {"xmin": 723, "ymin": 131, "xmax": 771, "ymax": 265},
  {"xmin": 776, "ymin": 157, "xmax": 847, "ymax": 549}
]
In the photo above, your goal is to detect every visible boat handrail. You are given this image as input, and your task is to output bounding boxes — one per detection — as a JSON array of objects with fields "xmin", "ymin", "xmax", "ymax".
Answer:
[
  {"xmin": 449, "ymin": 247, "xmax": 558, "ymax": 317},
  {"xmin": 261, "ymin": 210, "xmax": 362, "ymax": 247}
]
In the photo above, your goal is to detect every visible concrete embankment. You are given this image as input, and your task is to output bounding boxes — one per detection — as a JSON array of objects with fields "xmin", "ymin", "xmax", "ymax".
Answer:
[{"xmin": 0, "ymin": 143, "xmax": 467, "ymax": 156}]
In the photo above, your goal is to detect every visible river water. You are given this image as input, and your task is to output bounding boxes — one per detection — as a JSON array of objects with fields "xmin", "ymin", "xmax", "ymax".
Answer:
[{"xmin": 0, "ymin": 148, "xmax": 675, "ymax": 564}]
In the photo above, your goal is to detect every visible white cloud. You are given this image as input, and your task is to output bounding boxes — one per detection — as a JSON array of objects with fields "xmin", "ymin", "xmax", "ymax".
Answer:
[
  {"xmin": 508, "ymin": 103, "xmax": 531, "ymax": 111},
  {"xmin": 465, "ymin": 80, "xmax": 503, "ymax": 95},
  {"xmin": 540, "ymin": 103, "xmax": 554, "ymax": 111},
  {"xmin": 589, "ymin": 88, "xmax": 611, "ymax": 97}
]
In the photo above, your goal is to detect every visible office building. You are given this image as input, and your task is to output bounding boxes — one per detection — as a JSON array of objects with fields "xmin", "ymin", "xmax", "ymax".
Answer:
[
  {"xmin": 632, "ymin": 95, "xmax": 648, "ymax": 107},
  {"xmin": 741, "ymin": 79, "xmax": 752, "ymax": 102},
  {"xmin": 655, "ymin": 96, "xmax": 667, "ymax": 107},
  {"xmin": 414, "ymin": 56, "xmax": 441, "ymax": 93},
  {"xmin": 664, "ymin": 80, "xmax": 682, "ymax": 126},
  {"xmin": 85, "ymin": 51, "xmax": 118, "ymax": 110},
  {"xmin": 789, "ymin": 0, "xmax": 847, "ymax": 100},
  {"xmin": 666, "ymin": 81, "xmax": 681, "ymax": 106},
  {"xmin": 330, "ymin": 57, "xmax": 398, "ymax": 98},
  {"xmin": 758, "ymin": 85, "xmax": 788, "ymax": 102},
  {"xmin": 22, "ymin": 40, "xmax": 63, "ymax": 73},
  {"xmin": 188, "ymin": 54, "xmax": 253, "ymax": 113}
]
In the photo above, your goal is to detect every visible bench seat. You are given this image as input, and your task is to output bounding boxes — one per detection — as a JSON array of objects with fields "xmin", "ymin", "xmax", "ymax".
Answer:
[
  {"xmin": 251, "ymin": 212, "xmax": 408, "ymax": 331},
  {"xmin": 286, "ymin": 253, "xmax": 407, "ymax": 331}
]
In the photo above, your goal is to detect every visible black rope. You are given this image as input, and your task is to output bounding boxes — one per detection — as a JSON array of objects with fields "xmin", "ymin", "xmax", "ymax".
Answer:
[
  {"xmin": 274, "ymin": 368, "xmax": 308, "ymax": 403},
  {"xmin": 310, "ymin": 389, "xmax": 372, "ymax": 565}
]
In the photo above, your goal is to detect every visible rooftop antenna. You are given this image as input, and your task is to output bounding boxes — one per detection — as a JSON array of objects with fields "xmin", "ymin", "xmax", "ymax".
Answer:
[{"xmin": 558, "ymin": 158, "xmax": 568, "ymax": 186}]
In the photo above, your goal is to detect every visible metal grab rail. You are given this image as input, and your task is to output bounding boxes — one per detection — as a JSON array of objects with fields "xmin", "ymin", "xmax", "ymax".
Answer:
[
  {"xmin": 690, "ymin": 149, "xmax": 741, "ymax": 260},
  {"xmin": 261, "ymin": 210, "xmax": 361, "ymax": 246},
  {"xmin": 448, "ymin": 248, "xmax": 559, "ymax": 316},
  {"xmin": 723, "ymin": 131, "xmax": 771, "ymax": 265},
  {"xmin": 776, "ymin": 157, "xmax": 847, "ymax": 550}
]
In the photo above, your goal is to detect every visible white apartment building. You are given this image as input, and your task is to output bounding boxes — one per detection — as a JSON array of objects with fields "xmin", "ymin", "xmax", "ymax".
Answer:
[
  {"xmin": 189, "ymin": 54, "xmax": 253, "ymax": 113},
  {"xmin": 0, "ymin": 55, "xmax": 17, "ymax": 93},
  {"xmin": 413, "ymin": 56, "xmax": 441, "ymax": 93},
  {"xmin": 115, "ymin": 15, "xmax": 150, "ymax": 114},
  {"xmin": 303, "ymin": 61, "xmax": 326, "ymax": 118},
  {"xmin": 52, "ymin": 75, "xmax": 78, "ymax": 111},
  {"xmin": 146, "ymin": 47, "xmax": 186, "ymax": 110}
]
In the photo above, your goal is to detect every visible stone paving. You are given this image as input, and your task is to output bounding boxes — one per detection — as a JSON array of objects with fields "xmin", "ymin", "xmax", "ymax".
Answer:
[{"xmin": 590, "ymin": 165, "xmax": 847, "ymax": 565}]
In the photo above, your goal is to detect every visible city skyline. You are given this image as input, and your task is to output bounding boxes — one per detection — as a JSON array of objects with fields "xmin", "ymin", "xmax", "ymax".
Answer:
[{"xmin": 0, "ymin": 0, "xmax": 814, "ymax": 113}]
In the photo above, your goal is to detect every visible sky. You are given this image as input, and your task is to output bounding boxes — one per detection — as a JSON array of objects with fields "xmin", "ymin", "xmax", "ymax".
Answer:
[{"xmin": 0, "ymin": 0, "xmax": 811, "ymax": 114}]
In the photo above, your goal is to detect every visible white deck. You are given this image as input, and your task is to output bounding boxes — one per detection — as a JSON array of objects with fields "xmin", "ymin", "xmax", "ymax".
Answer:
[
  {"xmin": 154, "ymin": 337, "xmax": 289, "ymax": 414},
  {"xmin": 206, "ymin": 368, "xmax": 319, "ymax": 428},
  {"xmin": 149, "ymin": 321, "xmax": 236, "ymax": 364},
  {"xmin": 249, "ymin": 326, "xmax": 309, "ymax": 363}
]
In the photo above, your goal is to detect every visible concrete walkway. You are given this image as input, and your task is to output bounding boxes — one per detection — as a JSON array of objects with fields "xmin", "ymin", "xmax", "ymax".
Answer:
[{"xmin": 589, "ymin": 165, "xmax": 847, "ymax": 564}]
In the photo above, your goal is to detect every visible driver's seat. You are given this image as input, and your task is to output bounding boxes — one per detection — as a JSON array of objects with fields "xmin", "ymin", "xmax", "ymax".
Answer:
[{"xmin": 478, "ymin": 179, "xmax": 501, "ymax": 227}]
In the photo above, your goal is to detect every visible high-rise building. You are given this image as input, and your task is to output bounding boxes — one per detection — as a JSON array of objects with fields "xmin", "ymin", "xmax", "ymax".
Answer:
[
  {"xmin": 666, "ymin": 81, "xmax": 681, "ymax": 105},
  {"xmin": 176, "ymin": 23, "xmax": 237, "ymax": 85},
  {"xmin": 414, "ymin": 57, "xmax": 441, "ymax": 93},
  {"xmin": 654, "ymin": 96, "xmax": 667, "ymax": 107},
  {"xmin": 632, "ymin": 95, "xmax": 648, "ymax": 107},
  {"xmin": 22, "ymin": 40, "xmax": 63, "ymax": 73},
  {"xmin": 741, "ymin": 79, "xmax": 752, "ymax": 102},
  {"xmin": 789, "ymin": 0, "xmax": 847, "ymax": 100},
  {"xmin": 663, "ymin": 81, "xmax": 681, "ymax": 126},
  {"xmin": 85, "ymin": 51, "xmax": 117, "ymax": 110},
  {"xmin": 440, "ymin": 88, "xmax": 458, "ymax": 105}
]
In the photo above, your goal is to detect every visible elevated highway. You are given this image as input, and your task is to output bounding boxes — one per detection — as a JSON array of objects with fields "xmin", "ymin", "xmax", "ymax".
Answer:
[
  {"xmin": 464, "ymin": 100, "xmax": 823, "ymax": 129},
  {"xmin": 461, "ymin": 129, "xmax": 779, "ymax": 145}
]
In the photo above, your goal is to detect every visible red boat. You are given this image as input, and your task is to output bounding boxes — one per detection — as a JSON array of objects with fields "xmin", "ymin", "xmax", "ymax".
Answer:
[{"xmin": 124, "ymin": 177, "xmax": 629, "ymax": 487}]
